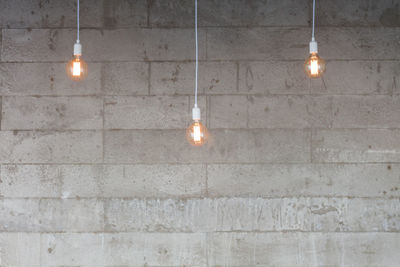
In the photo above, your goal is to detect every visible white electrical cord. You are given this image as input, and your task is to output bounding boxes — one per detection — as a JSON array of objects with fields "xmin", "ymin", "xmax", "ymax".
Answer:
[
  {"xmin": 77, "ymin": 0, "xmax": 80, "ymax": 42},
  {"xmin": 194, "ymin": 0, "xmax": 198, "ymax": 106},
  {"xmin": 312, "ymin": 0, "xmax": 315, "ymax": 40}
]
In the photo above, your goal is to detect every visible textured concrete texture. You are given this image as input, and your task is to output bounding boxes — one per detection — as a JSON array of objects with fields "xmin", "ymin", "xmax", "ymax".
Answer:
[{"xmin": 0, "ymin": 0, "xmax": 399, "ymax": 266}]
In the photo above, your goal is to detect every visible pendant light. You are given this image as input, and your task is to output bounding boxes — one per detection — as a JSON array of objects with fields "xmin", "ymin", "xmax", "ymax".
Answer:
[
  {"xmin": 304, "ymin": 0, "xmax": 325, "ymax": 78},
  {"xmin": 66, "ymin": 0, "xmax": 88, "ymax": 81},
  {"xmin": 186, "ymin": 0, "xmax": 208, "ymax": 146}
]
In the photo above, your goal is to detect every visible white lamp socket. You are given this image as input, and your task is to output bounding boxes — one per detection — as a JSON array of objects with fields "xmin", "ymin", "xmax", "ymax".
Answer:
[
  {"xmin": 74, "ymin": 42, "xmax": 82, "ymax": 56},
  {"xmin": 309, "ymin": 39, "xmax": 318, "ymax": 54},
  {"xmin": 192, "ymin": 105, "xmax": 201, "ymax": 121}
]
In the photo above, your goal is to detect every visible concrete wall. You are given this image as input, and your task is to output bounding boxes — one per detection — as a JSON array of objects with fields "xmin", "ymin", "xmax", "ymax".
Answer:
[{"xmin": 0, "ymin": 0, "xmax": 399, "ymax": 266}]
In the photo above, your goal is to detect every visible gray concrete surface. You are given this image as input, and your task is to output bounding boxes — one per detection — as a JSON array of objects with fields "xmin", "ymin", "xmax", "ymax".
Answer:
[{"xmin": 0, "ymin": 0, "xmax": 399, "ymax": 266}]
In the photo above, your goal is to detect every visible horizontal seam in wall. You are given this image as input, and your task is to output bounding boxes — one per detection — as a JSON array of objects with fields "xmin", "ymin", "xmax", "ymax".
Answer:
[
  {"xmin": 2, "ymin": 94, "xmax": 400, "ymax": 97},
  {"xmin": 1, "ymin": 196, "xmax": 399, "ymax": 200},
  {"xmin": 2, "ymin": 25, "xmax": 400, "ymax": 30},
  {"xmin": 0, "ymin": 162, "xmax": 399, "ymax": 165},
  {"xmin": 1, "ymin": 59, "xmax": 400, "ymax": 63},
  {"xmin": 0, "ymin": 230, "xmax": 399, "ymax": 234}
]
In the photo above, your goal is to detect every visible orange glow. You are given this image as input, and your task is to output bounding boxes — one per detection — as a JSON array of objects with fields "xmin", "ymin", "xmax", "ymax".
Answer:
[
  {"xmin": 186, "ymin": 121, "xmax": 208, "ymax": 146},
  {"xmin": 66, "ymin": 56, "xmax": 88, "ymax": 81},
  {"xmin": 304, "ymin": 53, "xmax": 325, "ymax": 78}
]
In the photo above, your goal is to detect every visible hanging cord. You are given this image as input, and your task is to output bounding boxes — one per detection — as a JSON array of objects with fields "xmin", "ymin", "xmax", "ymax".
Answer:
[
  {"xmin": 312, "ymin": 0, "xmax": 315, "ymax": 40},
  {"xmin": 194, "ymin": 0, "xmax": 198, "ymax": 106},
  {"xmin": 77, "ymin": 0, "xmax": 80, "ymax": 42}
]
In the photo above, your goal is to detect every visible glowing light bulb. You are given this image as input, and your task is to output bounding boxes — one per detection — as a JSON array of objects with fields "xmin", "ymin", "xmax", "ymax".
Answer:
[
  {"xmin": 66, "ymin": 55, "xmax": 88, "ymax": 81},
  {"xmin": 304, "ymin": 52, "xmax": 325, "ymax": 78},
  {"xmin": 186, "ymin": 120, "xmax": 208, "ymax": 146}
]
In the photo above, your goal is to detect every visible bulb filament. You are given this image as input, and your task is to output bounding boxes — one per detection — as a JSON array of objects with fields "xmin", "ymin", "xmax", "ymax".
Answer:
[
  {"xmin": 310, "ymin": 59, "xmax": 319, "ymax": 75},
  {"xmin": 193, "ymin": 124, "xmax": 201, "ymax": 142},
  {"xmin": 73, "ymin": 60, "xmax": 81, "ymax": 76}
]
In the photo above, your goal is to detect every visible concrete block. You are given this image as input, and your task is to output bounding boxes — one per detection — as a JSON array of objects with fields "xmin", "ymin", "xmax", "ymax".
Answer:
[
  {"xmin": 238, "ymin": 61, "xmax": 310, "ymax": 95},
  {"xmin": 326, "ymin": 95, "xmax": 400, "ymax": 128},
  {"xmin": 0, "ymin": 0, "xmax": 147, "ymax": 28},
  {"xmin": 2, "ymin": 96, "xmax": 103, "ymax": 130},
  {"xmin": 103, "ymin": 129, "xmax": 195, "ymax": 164},
  {"xmin": 208, "ymin": 232, "xmax": 400, "ymax": 266},
  {"xmin": 246, "ymin": 95, "xmax": 400, "ymax": 129},
  {"xmin": 104, "ymin": 197, "xmax": 399, "ymax": 233},
  {"xmin": 344, "ymin": 198, "xmax": 400, "ymax": 232},
  {"xmin": 0, "ymin": 233, "xmax": 40, "ymax": 266},
  {"xmin": 213, "ymin": 95, "xmax": 398, "ymax": 129},
  {"xmin": 104, "ymin": 129, "xmax": 310, "ymax": 163},
  {"xmin": 102, "ymin": 62, "xmax": 148, "ymax": 96},
  {"xmin": 0, "ymin": 198, "xmax": 104, "ymax": 232},
  {"xmin": 247, "ymin": 95, "xmax": 312, "ymax": 128},
  {"xmin": 207, "ymin": 163, "xmax": 400, "ymax": 197},
  {"xmin": 101, "ymin": 0, "xmax": 148, "ymax": 28},
  {"xmin": 202, "ymin": 62, "xmax": 237, "ymax": 95},
  {"xmin": 239, "ymin": 61, "xmax": 400, "ymax": 96},
  {"xmin": 2, "ymin": 29, "xmax": 72, "ymax": 62},
  {"xmin": 316, "ymin": 0, "xmax": 400, "ymax": 26},
  {"xmin": 0, "ymin": 0, "xmax": 103, "ymax": 28},
  {"xmin": 102, "ymin": 233, "xmax": 207, "ymax": 266},
  {"xmin": 209, "ymin": 95, "xmax": 248, "ymax": 128},
  {"xmin": 62, "ymin": 164, "xmax": 206, "ymax": 198},
  {"xmin": 149, "ymin": 0, "xmax": 308, "ymax": 27},
  {"xmin": 223, "ymin": 197, "xmax": 400, "ymax": 232},
  {"xmin": 104, "ymin": 198, "xmax": 213, "ymax": 232},
  {"xmin": 207, "ymin": 28, "xmax": 400, "ymax": 60},
  {"xmin": 276, "ymin": 198, "xmax": 399, "ymax": 232},
  {"xmin": 40, "ymin": 233, "xmax": 207, "ymax": 266},
  {"xmin": 4, "ymin": 164, "xmax": 206, "ymax": 199},
  {"xmin": 0, "ymin": 131, "xmax": 102, "ymax": 163},
  {"xmin": 150, "ymin": 62, "xmax": 236, "ymax": 95},
  {"xmin": 207, "ymin": 27, "xmax": 308, "ymax": 61},
  {"xmin": 104, "ymin": 96, "xmax": 189, "ymax": 129},
  {"xmin": 0, "ymin": 165, "xmax": 62, "ymax": 198},
  {"xmin": 150, "ymin": 62, "xmax": 197, "ymax": 95},
  {"xmin": 0, "ymin": 199, "xmax": 40, "ymax": 232},
  {"xmin": 310, "ymin": 61, "xmax": 400, "ymax": 95},
  {"xmin": 2, "ymin": 28, "xmax": 206, "ymax": 62},
  {"xmin": 39, "ymin": 199, "xmax": 104, "ymax": 232},
  {"xmin": 312, "ymin": 129, "xmax": 400, "ymax": 163},
  {"xmin": 0, "ymin": 63, "xmax": 102, "ymax": 96},
  {"xmin": 60, "ymin": 165, "xmax": 104, "ymax": 198},
  {"xmin": 40, "ymin": 233, "xmax": 106, "ymax": 266}
]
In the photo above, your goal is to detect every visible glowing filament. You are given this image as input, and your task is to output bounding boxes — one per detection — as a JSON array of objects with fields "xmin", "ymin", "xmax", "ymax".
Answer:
[
  {"xmin": 73, "ymin": 61, "xmax": 81, "ymax": 76},
  {"xmin": 310, "ymin": 59, "xmax": 319, "ymax": 75},
  {"xmin": 193, "ymin": 124, "xmax": 201, "ymax": 142}
]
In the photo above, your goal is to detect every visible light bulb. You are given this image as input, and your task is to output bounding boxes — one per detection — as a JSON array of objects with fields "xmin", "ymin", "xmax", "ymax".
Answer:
[
  {"xmin": 186, "ymin": 120, "xmax": 208, "ymax": 146},
  {"xmin": 66, "ymin": 55, "xmax": 88, "ymax": 81},
  {"xmin": 304, "ymin": 52, "xmax": 325, "ymax": 78}
]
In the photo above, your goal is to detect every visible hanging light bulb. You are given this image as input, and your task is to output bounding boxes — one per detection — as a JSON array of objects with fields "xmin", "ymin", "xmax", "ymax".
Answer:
[
  {"xmin": 304, "ymin": 0, "xmax": 325, "ymax": 78},
  {"xmin": 304, "ymin": 38, "xmax": 325, "ymax": 78},
  {"xmin": 186, "ymin": 0, "xmax": 208, "ymax": 146},
  {"xmin": 66, "ymin": 0, "xmax": 88, "ymax": 81},
  {"xmin": 66, "ymin": 43, "xmax": 88, "ymax": 81},
  {"xmin": 186, "ymin": 105, "xmax": 208, "ymax": 146}
]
